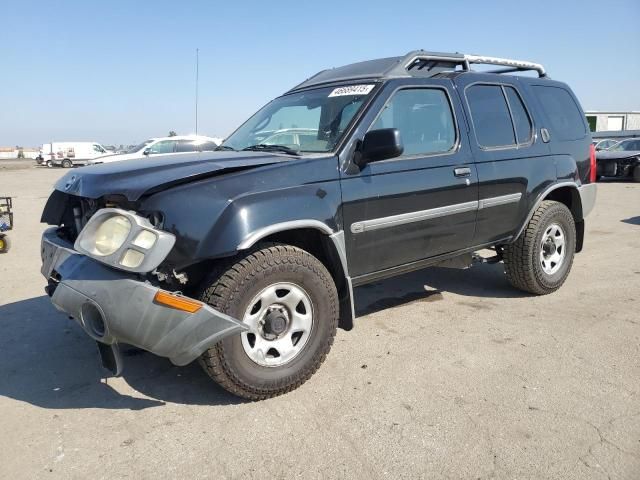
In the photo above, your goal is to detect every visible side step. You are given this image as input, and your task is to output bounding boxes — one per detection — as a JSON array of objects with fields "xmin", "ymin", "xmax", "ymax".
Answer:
[{"xmin": 434, "ymin": 251, "xmax": 503, "ymax": 269}]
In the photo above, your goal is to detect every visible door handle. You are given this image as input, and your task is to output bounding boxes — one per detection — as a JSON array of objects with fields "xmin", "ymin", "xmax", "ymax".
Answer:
[
  {"xmin": 454, "ymin": 167, "xmax": 471, "ymax": 177},
  {"xmin": 540, "ymin": 128, "xmax": 551, "ymax": 143}
]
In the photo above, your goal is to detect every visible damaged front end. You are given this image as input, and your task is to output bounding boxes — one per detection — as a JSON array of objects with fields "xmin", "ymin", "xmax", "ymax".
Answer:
[{"xmin": 40, "ymin": 196, "xmax": 247, "ymax": 375}]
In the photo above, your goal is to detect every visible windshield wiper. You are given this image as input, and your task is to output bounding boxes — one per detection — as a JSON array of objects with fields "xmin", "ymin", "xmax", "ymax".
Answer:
[
  {"xmin": 241, "ymin": 144, "xmax": 300, "ymax": 156},
  {"xmin": 215, "ymin": 145, "xmax": 236, "ymax": 151}
]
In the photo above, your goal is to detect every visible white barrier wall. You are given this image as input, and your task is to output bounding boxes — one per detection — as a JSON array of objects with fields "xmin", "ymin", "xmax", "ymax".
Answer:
[{"xmin": 0, "ymin": 150, "xmax": 39, "ymax": 159}]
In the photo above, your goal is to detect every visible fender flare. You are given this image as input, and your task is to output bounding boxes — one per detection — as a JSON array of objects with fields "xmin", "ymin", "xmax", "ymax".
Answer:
[
  {"xmin": 237, "ymin": 220, "xmax": 334, "ymax": 250},
  {"xmin": 513, "ymin": 181, "xmax": 583, "ymax": 241}
]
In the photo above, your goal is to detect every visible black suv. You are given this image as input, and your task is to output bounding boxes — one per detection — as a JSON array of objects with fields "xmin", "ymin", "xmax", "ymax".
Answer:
[{"xmin": 41, "ymin": 50, "xmax": 597, "ymax": 400}]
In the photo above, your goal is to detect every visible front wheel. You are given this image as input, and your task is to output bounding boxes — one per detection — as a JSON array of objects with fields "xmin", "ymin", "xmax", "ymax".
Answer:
[
  {"xmin": 46, "ymin": 160, "xmax": 53, "ymax": 168},
  {"xmin": 503, "ymin": 200, "xmax": 576, "ymax": 295},
  {"xmin": 198, "ymin": 243, "xmax": 339, "ymax": 400}
]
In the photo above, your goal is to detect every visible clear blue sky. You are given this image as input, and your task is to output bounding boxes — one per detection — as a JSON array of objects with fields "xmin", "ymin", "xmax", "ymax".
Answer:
[{"xmin": 1, "ymin": 0, "xmax": 638, "ymax": 147}]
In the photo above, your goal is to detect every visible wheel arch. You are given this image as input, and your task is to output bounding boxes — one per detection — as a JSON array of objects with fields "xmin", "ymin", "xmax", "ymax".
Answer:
[
  {"xmin": 238, "ymin": 224, "xmax": 355, "ymax": 331},
  {"xmin": 516, "ymin": 182, "xmax": 585, "ymax": 253}
]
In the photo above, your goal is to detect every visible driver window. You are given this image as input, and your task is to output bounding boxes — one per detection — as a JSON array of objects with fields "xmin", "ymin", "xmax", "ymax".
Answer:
[
  {"xmin": 148, "ymin": 140, "xmax": 176, "ymax": 154},
  {"xmin": 371, "ymin": 88, "xmax": 456, "ymax": 156}
]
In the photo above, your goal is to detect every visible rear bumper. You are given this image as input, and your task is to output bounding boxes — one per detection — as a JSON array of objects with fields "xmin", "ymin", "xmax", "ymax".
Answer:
[
  {"xmin": 578, "ymin": 183, "xmax": 597, "ymax": 218},
  {"xmin": 41, "ymin": 228, "xmax": 247, "ymax": 369}
]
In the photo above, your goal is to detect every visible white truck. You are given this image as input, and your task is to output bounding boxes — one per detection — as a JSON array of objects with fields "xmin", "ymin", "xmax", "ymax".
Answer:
[{"xmin": 37, "ymin": 142, "xmax": 110, "ymax": 168}]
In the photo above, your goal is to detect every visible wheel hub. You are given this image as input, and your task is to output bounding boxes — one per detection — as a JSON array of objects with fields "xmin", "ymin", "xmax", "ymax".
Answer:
[
  {"xmin": 542, "ymin": 239, "xmax": 556, "ymax": 258},
  {"xmin": 539, "ymin": 223, "xmax": 566, "ymax": 275},
  {"xmin": 260, "ymin": 306, "xmax": 289, "ymax": 339}
]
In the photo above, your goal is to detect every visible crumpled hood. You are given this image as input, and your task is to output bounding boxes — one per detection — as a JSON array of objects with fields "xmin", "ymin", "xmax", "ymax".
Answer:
[
  {"xmin": 55, "ymin": 151, "xmax": 291, "ymax": 201},
  {"xmin": 597, "ymin": 150, "xmax": 640, "ymax": 160}
]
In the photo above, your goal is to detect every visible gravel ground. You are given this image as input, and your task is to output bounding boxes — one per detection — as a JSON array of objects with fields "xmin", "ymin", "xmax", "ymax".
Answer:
[{"xmin": 0, "ymin": 166, "xmax": 638, "ymax": 479}]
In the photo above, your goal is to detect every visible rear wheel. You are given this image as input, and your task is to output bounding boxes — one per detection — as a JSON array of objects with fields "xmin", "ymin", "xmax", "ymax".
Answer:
[
  {"xmin": 62, "ymin": 159, "xmax": 72, "ymax": 168},
  {"xmin": 0, "ymin": 234, "xmax": 10, "ymax": 253},
  {"xmin": 633, "ymin": 165, "xmax": 640, "ymax": 183},
  {"xmin": 198, "ymin": 243, "xmax": 339, "ymax": 400},
  {"xmin": 503, "ymin": 200, "xmax": 576, "ymax": 295}
]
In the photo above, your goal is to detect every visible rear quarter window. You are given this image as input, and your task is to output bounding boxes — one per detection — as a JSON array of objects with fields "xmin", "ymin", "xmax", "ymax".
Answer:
[{"xmin": 532, "ymin": 86, "xmax": 586, "ymax": 141}]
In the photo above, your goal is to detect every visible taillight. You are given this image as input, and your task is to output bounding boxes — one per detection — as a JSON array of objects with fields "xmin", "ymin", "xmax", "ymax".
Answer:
[{"xmin": 589, "ymin": 144, "xmax": 596, "ymax": 183}]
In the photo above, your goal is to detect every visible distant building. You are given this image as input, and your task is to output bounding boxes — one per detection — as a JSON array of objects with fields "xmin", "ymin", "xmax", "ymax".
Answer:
[{"xmin": 585, "ymin": 111, "xmax": 640, "ymax": 132}]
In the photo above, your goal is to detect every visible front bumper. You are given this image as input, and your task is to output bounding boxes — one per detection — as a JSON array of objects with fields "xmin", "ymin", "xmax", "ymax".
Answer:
[{"xmin": 41, "ymin": 227, "xmax": 247, "ymax": 371}]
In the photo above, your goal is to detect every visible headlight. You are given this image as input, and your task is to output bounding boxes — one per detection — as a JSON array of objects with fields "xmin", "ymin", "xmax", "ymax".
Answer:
[
  {"xmin": 74, "ymin": 208, "xmax": 176, "ymax": 273},
  {"xmin": 79, "ymin": 215, "xmax": 131, "ymax": 256}
]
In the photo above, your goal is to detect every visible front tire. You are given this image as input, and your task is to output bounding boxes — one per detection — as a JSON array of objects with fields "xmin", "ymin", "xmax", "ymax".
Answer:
[
  {"xmin": 198, "ymin": 243, "xmax": 339, "ymax": 400},
  {"xmin": 503, "ymin": 200, "xmax": 576, "ymax": 295}
]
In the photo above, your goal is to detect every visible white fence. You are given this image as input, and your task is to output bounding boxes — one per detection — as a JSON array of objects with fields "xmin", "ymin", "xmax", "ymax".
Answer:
[{"xmin": 0, "ymin": 150, "xmax": 39, "ymax": 159}]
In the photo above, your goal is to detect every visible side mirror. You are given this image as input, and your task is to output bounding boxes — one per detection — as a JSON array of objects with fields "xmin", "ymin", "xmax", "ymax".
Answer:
[
  {"xmin": 143, "ymin": 148, "xmax": 151, "ymax": 156},
  {"xmin": 357, "ymin": 128, "xmax": 403, "ymax": 167}
]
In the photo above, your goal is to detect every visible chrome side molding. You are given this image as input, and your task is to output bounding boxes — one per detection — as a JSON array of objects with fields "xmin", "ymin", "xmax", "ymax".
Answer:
[{"xmin": 350, "ymin": 193, "xmax": 522, "ymax": 234}]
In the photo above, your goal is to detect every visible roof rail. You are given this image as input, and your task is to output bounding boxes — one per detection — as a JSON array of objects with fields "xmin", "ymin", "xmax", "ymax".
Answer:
[
  {"xmin": 464, "ymin": 54, "xmax": 546, "ymax": 77},
  {"xmin": 391, "ymin": 50, "xmax": 547, "ymax": 78}
]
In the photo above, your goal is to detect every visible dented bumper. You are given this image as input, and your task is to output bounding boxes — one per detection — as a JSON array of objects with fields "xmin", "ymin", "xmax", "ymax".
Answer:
[{"xmin": 41, "ymin": 228, "xmax": 247, "ymax": 372}]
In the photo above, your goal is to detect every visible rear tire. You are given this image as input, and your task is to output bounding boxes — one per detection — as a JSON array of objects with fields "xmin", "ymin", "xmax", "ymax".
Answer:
[
  {"xmin": 198, "ymin": 243, "xmax": 339, "ymax": 400},
  {"xmin": 503, "ymin": 201, "xmax": 576, "ymax": 295},
  {"xmin": 62, "ymin": 159, "xmax": 72, "ymax": 168},
  {"xmin": 633, "ymin": 165, "xmax": 640, "ymax": 183},
  {"xmin": 0, "ymin": 234, "xmax": 10, "ymax": 254}
]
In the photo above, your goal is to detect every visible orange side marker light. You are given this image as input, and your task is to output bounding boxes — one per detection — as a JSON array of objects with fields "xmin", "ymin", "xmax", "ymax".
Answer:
[{"xmin": 154, "ymin": 290, "xmax": 203, "ymax": 313}]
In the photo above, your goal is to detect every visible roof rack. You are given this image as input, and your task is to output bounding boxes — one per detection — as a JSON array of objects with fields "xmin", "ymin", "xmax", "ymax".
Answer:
[
  {"xmin": 394, "ymin": 51, "xmax": 547, "ymax": 78},
  {"xmin": 288, "ymin": 50, "xmax": 547, "ymax": 92}
]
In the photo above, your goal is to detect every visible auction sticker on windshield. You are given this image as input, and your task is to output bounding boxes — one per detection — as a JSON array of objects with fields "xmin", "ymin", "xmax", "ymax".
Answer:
[{"xmin": 328, "ymin": 85, "xmax": 375, "ymax": 97}]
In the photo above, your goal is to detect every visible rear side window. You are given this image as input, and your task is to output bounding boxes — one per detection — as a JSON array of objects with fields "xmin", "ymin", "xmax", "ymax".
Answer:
[
  {"xmin": 176, "ymin": 140, "xmax": 198, "ymax": 153},
  {"xmin": 466, "ymin": 85, "xmax": 515, "ymax": 148},
  {"xmin": 197, "ymin": 141, "xmax": 218, "ymax": 152},
  {"xmin": 533, "ymin": 86, "xmax": 586, "ymax": 141}
]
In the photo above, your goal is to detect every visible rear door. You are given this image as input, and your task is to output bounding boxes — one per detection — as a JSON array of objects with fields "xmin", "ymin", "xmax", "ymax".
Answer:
[
  {"xmin": 340, "ymin": 79, "xmax": 478, "ymax": 280},
  {"xmin": 454, "ymin": 77, "xmax": 553, "ymax": 245}
]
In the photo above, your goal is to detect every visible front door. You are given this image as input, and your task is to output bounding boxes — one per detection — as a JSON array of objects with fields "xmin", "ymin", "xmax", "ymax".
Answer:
[{"xmin": 340, "ymin": 80, "xmax": 478, "ymax": 280}]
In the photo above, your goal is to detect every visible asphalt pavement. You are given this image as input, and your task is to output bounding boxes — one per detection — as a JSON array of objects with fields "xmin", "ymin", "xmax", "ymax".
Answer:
[{"xmin": 0, "ymin": 166, "xmax": 638, "ymax": 479}]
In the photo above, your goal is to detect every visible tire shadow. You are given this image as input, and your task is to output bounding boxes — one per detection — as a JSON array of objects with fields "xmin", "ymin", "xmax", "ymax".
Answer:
[{"xmin": 0, "ymin": 296, "xmax": 246, "ymax": 410}]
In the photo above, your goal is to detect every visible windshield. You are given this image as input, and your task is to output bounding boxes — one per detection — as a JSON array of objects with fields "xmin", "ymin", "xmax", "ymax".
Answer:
[
  {"xmin": 608, "ymin": 141, "xmax": 632, "ymax": 152},
  {"xmin": 222, "ymin": 84, "xmax": 376, "ymax": 153},
  {"xmin": 127, "ymin": 139, "xmax": 154, "ymax": 153}
]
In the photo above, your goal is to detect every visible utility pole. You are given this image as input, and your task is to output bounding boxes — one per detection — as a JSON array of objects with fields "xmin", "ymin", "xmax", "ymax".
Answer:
[{"xmin": 195, "ymin": 48, "xmax": 199, "ymax": 135}]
